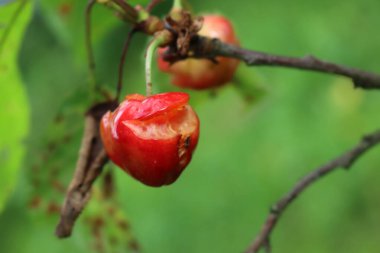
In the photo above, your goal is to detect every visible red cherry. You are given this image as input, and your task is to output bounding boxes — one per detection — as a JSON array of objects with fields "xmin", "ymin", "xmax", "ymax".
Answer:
[
  {"xmin": 158, "ymin": 15, "xmax": 240, "ymax": 90},
  {"xmin": 100, "ymin": 92, "xmax": 200, "ymax": 187}
]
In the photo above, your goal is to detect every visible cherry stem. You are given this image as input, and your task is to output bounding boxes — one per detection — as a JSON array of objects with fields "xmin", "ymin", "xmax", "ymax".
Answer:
[
  {"xmin": 173, "ymin": 0, "xmax": 183, "ymax": 9},
  {"xmin": 116, "ymin": 28, "xmax": 136, "ymax": 102},
  {"xmin": 85, "ymin": 0, "xmax": 97, "ymax": 93},
  {"xmin": 145, "ymin": 37, "xmax": 163, "ymax": 96},
  {"xmin": 111, "ymin": 0, "xmax": 138, "ymax": 24}
]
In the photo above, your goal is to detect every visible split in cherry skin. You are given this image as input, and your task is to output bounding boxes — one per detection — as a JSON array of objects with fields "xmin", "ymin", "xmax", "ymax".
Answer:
[{"xmin": 100, "ymin": 92, "xmax": 200, "ymax": 187}]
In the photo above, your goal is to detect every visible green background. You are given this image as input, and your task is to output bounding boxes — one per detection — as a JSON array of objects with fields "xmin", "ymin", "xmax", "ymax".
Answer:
[{"xmin": 1, "ymin": 0, "xmax": 380, "ymax": 252}]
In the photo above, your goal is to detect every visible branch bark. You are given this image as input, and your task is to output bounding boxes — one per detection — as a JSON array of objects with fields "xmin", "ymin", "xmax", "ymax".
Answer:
[
  {"xmin": 165, "ymin": 36, "xmax": 380, "ymax": 90},
  {"xmin": 55, "ymin": 101, "xmax": 117, "ymax": 238},
  {"xmin": 245, "ymin": 129, "xmax": 380, "ymax": 253}
]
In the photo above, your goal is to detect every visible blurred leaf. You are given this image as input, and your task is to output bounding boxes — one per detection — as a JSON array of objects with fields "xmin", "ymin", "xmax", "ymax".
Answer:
[
  {"xmin": 232, "ymin": 65, "xmax": 267, "ymax": 105},
  {"xmin": 19, "ymin": 8, "xmax": 87, "ymax": 150},
  {"xmin": 38, "ymin": 0, "xmax": 128, "ymax": 61},
  {"xmin": 328, "ymin": 77, "xmax": 364, "ymax": 115},
  {"xmin": 0, "ymin": 0, "xmax": 32, "ymax": 213},
  {"xmin": 18, "ymin": 4, "xmax": 88, "ymax": 215}
]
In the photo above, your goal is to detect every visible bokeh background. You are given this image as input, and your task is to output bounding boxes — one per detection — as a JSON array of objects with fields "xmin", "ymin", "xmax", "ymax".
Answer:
[{"xmin": 1, "ymin": 0, "xmax": 380, "ymax": 252}]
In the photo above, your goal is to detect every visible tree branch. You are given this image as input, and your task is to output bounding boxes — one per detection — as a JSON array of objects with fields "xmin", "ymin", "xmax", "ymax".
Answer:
[
  {"xmin": 245, "ymin": 129, "xmax": 380, "ymax": 253},
  {"xmin": 97, "ymin": 4, "xmax": 380, "ymax": 90},
  {"xmin": 55, "ymin": 101, "xmax": 117, "ymax": 238},
  {"xmin": 165, "ymin": 36, "xmax": 380, "ymax": 90}
]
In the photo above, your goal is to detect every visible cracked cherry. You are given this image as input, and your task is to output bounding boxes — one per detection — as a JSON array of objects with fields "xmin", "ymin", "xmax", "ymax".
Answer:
[
  {"xmin": 100, "ymin": 92, "xmax": 200, "ymax": 187},
  {"xmin": 158, "ymin": 14, "xmax": 240, "ymax": 90}
]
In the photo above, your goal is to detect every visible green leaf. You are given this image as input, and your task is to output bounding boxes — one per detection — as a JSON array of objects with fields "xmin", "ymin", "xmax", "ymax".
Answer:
[
  {"xmin": 0, "ymin": 0, "xmax": 32, "ymax": 213},
  {"xmin": 19, "ymin": 9, "xmax": 86, "ymax": 149}
]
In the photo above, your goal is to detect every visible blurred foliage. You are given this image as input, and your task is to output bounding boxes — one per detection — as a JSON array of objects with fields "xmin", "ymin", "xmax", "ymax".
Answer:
[
  {"xmin": 0, "ymin": 0, "xmax": 31, "ymax": 213},
  {"xmin": 0, "ymin": 0, "xmax": 380, "ymax": 253}
]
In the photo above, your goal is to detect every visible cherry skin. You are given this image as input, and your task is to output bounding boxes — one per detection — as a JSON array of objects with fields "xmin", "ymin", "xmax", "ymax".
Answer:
[
  {"xmin": 100, "ymin": 92, "xmax": 200, "ymax": 187},
  {"xmin": 158, "ymin": 15, "xmax": 240, "ymax": 90}
]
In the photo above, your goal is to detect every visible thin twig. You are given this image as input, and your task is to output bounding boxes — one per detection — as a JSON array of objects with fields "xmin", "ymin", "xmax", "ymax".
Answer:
[
  {"xmin": 169, "ymin": 36, "xmax": 380, "ymax": 90},
  {"xmin": 245, "ymin": 129, "xmax": 380, "ymax": 253},
  {"xmin": 0, "ymin": 0, "xmax": 28, "ymax": 56},
  {"xmin": 85, "ymin": 0, "xmax": 97, "ymax": 91},
  {"xmin": 263, "ymin": 239, "xmax": 271, "ymax": 253},
  {"xmin": 102, "ymin": 170, "xmax": 115, "ymax": 199},
  {"xmin": 111, "ymin": 0, "xmax": 138, "ymax": 24},
  {"xmin": 116, "ymin": 28, "xmax": 136, "ymax": 101}
]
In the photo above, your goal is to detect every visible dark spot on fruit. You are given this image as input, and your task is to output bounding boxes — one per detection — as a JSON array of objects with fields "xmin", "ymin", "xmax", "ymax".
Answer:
[{"xmin": 184, "ymin": 136, "xmax": 191, "ymax": 149}]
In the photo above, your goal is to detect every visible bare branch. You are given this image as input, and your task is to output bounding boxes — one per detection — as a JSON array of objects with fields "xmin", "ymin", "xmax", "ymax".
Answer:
[
  {"xmin": 85, "ymin": 0, "xmax": 97, "ymax": 91},
  {"xmin": 116, "ymin": 28, "xmax": 136, "ymax": 101},
  {"xmin": 245, "ymin": 129, "xmax": 380, "ymax": 253},
  {"xmin": 55, "ymin": 102, "xmax": 117, "ymax": 238},
  {"xmin": 104, "ymin": 3, "xmax": 380, "ymax": 90},
  {"xmin": 164, "ymin": 36, "xmax": 380, "ymax": 90}
]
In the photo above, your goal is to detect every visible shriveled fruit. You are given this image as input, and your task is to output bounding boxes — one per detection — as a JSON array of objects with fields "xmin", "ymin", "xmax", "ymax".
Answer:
[{"xmin": 158, "ymin": 15, "xmax": 240, "ymax": 89}]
